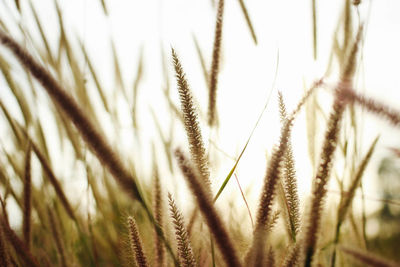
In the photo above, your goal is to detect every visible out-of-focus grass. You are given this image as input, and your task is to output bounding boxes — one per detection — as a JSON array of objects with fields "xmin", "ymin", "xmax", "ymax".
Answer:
[{"xmin": 0, "ymin": 1, "xmax": 399, "ymax": 267}]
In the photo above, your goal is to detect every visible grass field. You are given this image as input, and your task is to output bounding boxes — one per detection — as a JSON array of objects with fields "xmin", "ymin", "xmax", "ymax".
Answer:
[{"xmin": 0, "ymin": 0, "xmax": 399, "ymax": 266}]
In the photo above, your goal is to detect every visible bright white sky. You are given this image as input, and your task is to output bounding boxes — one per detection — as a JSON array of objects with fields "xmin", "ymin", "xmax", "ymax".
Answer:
[{"xmin": 1, "ymin": 0, "xmax": 400, "ymax": 231}]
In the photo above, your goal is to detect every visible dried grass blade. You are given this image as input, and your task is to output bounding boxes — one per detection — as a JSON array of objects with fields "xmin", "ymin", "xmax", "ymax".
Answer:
[
  {"xmin": 99, "ymin": 0, "xmax": 109, "ymax": 15},
  {"xmin": 30, "ymin": 141, "xmax": 76, "ymax": 221},
  {"xmin": 111, "ymin": 40, "xmax": 128, "ymax": 101},
  {"xmin": 0, "ymin": 54, "xmax": 32, "ymax": 126},
  {"xmin": 79, "ymin": 40, "xmax": 110, "ymax": 112},
  {"xmin": 237, "ymin": 0, "xmax": 258, "ymax": 44},
  {"xmin": 29, "ymin": 1, "xmax": 56, "ymax": 67},
  {"xmin": 132, "ymin": 47, "xmax": 144, "ymax": 129},
  {"xmin": 192, "ymin": 34, "xmax": 209, "ymax": 86},
  {"xmin": 234, "ymin": 173, "xmax": 254, "ymax": 228},
  {"xmin": 312, "ymin": 0, "xmax": 317, "ymax": 59},
  {"xmin": 0, "ymin": 100, "xmax": 23, "ymax": 145}
]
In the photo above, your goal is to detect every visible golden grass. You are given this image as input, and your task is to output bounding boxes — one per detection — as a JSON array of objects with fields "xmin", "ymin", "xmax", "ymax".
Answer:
[{"xmin": 0, "ymin": 1, "xmax": 398, "ymax": 266}]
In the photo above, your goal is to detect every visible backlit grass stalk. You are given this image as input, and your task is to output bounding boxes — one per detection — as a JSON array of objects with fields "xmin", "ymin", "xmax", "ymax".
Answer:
[
  {"xmin": 278, "ymin": 92, "xmax": 300, "ymax": 241},
  {"xmin": 127, "ymin": 216, "xmax": 149, "ymax": 267},
  {"xmin": 303, "ymin": 86, "xmax": 346, "ymax": 267},
  {"xmin": 175, "ymin": 149, "xmax": 242, "ymax": 267},
  {"xmin": 303, "ymin": 26, "xmax": 362, "ymax": 267},
  {"xmin": 245, "ymin": 117, "xmax": 294, "ymax": 266},
  {"xmin": 237, "ymin": 0, "xmax": 258, "ymax": 44},
  {"xmin": 0, "ymin": 215, "xmax": 40, "ymax": 267},
  {"xmin": 0, "ymin": 29, "xmax": 145, "ymax": 205},
  {"xmin": 339, "ymin": 88, "xmax": 400, "ymax": 127},
  {"xmin": 172, "ymin": 48, "xmax": 211, "ymax": 189},
  {"xmin": 339, "ymin": 246, "xmax": 399, "ymax": 267},
  {"xmin": 208, "ymin": 0, "xmax": 224, "ymax": 126},
  {"xmin": 168, "ymin": 193, "xmax": 197, "ymax": 267},
  {"xmin": 22, "ymin": 143, "xmax": 32, "ymax": 248}
]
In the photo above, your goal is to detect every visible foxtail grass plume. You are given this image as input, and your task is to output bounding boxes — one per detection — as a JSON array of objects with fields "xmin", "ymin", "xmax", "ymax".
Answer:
[
  {"xmin": 168, "ymin": 193, "xmax": 196, "ymax": 267},
  {"xmin": 127, "ymin": 216, "xmax": 149, "ymax": 267},
  {"xmin": 246, "ymin": 117, "xmax": 294, "ymax": 266},
  {"xmin": 171, "ymin": 48, "xmax": 211, "ymax": 190},
  {"xmin": 339, "ymin": 87, "xmax": 400, "ymax": 128},
  {"xmin": 303, "ymin": 26, "xmax": 363, "ymax": 267},
  {"xmin": 278, "ymin": 92, "xmax": 300, "ymax": 241},
  {"xmin": 0, "ymin": 30, "xmax": 144, "ymax": 204}
]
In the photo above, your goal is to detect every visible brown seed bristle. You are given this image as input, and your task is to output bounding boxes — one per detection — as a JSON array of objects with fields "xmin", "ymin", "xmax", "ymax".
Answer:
[
  {"xmin": 168, "ymin": 193, "xmax": 196, "ymax": 267},
  {"xmin": 174, "ymin": 149, "xmax": 242, "ymax": 267},
  {"xmin": 127, "ymin": 216, "xmax": 149, "ymax": 267},
  {"xmin": 171, "ymin": 48, "xmax": 211, "ymax": 191}
]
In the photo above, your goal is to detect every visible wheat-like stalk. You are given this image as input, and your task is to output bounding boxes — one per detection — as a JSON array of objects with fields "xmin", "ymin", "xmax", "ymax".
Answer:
[
  {"xmin": 246, "ymin": 117, "xmax": 293, "ymax": 266},
  {"xmin": 171, "ymin": 48, "xmax": 211, "ymax": 189},
  {"xmin": 302, "ymin": 25, "xmax": 363, "ymax": 267},
  {"xmin": 168, "ymin": 193, "xmax": 197, "ymax": 267},
  {"xmin": 127, "ymin": 216, "xmax": 149, "ymax": 267}
]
